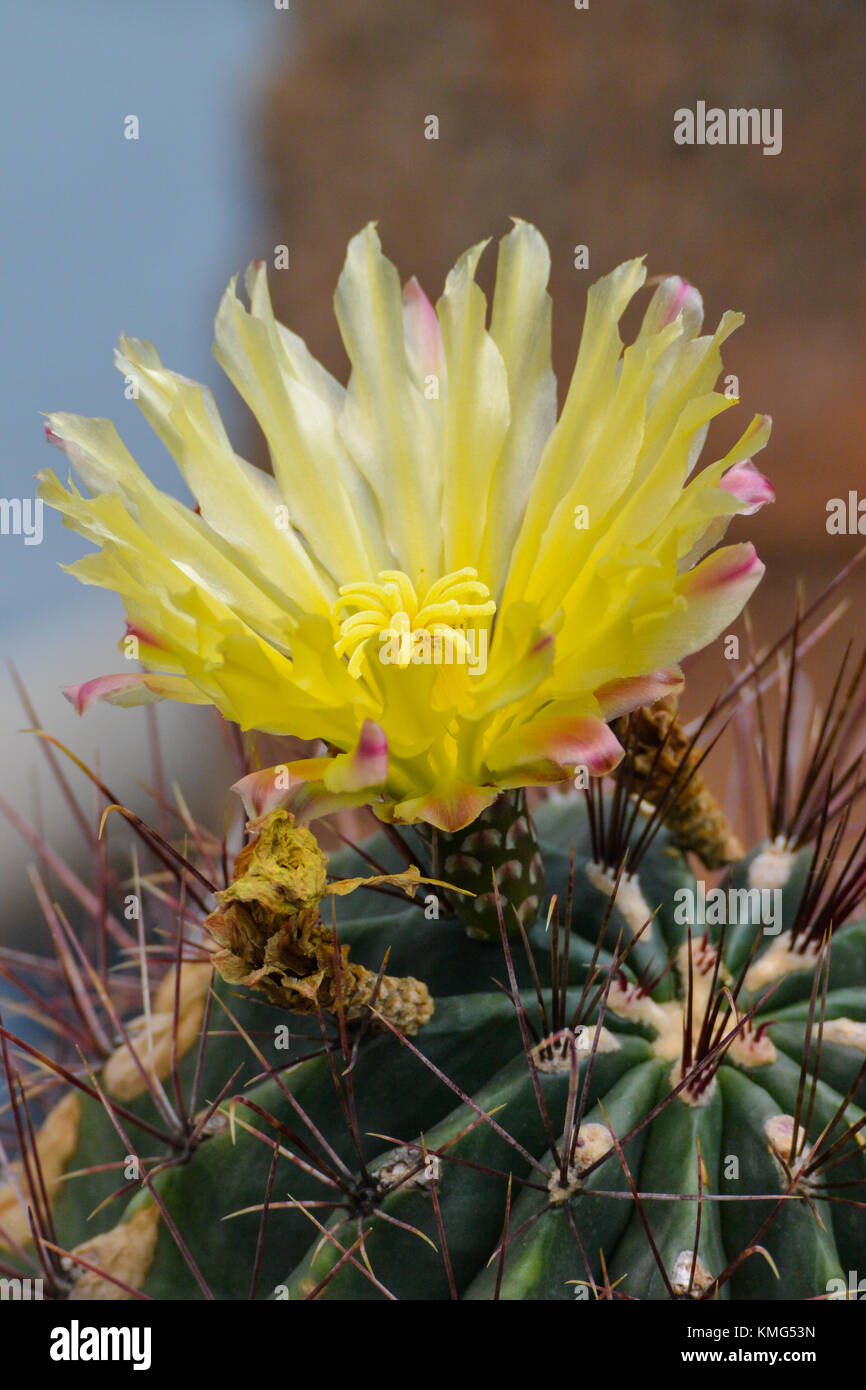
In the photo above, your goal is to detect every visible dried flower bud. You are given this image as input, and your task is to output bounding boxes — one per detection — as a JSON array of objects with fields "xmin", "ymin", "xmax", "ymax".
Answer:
[
  {"xmin": 205, "ymin": 810, "xmax": 433, "ymax": 1034},
  {"xmin": 615, "ymin": 697, "xmax": 743, "ymax": 869}
]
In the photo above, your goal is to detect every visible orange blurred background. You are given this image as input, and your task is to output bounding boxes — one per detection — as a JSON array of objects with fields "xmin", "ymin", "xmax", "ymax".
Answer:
[{"xmin": 249, "ymin": 0, "xmax": 866, "ymax": 835}]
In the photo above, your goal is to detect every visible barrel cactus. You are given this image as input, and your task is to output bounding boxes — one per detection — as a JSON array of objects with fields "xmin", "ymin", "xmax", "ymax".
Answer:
[
  {"xmin": 3, "ymin": 221, "xmax": 864, "ymax": 1302},
  {"xmin": 3, "ymin": 633, "xmax": 865, "ymax": 1302}
]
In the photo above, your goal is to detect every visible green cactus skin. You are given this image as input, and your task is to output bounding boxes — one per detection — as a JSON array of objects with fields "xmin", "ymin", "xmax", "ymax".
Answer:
[
  {"xmin": 6, "ymin": 788, "xmax": 864, "ymax": 1305},
  {"xmin": 424, "ymin": 789, "xmax": 545, "ymax": 941}
]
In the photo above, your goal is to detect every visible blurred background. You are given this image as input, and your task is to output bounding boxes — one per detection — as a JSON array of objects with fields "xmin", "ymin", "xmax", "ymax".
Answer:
[{"xmin": 2, "ymin": 0, "xmax": 865, "ymax": 960}]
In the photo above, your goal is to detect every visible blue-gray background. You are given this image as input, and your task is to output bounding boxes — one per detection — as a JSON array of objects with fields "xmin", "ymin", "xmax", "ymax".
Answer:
[
  {"xmin": 1, "ymin": 0, "xmax": 287, "ymax": 632},
  {"xmin": 1, "ymin": 1, "xmax": 288, "ymax": 903},
  {"xmin": 0, "ymin": 0, "xmax": 300, "ymax": 1105}
]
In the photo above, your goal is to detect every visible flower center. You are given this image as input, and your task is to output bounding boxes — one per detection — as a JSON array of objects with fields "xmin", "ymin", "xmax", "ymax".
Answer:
[{"xmin": 333, "ymin": 568, "xmax": 496, "ymax": 679}]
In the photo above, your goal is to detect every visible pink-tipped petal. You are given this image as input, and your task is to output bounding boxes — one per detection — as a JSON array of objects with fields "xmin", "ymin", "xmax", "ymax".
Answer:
[
  {"xmin": 123, "ymin": 620, "xmax": 167, "ymax": 650},
  {"xmin": 231, "ymin": 762, "xmax": 314, "ymax": 821},
  {"xmin": 232, "ymin": 724, "xmax": 388, "ymax": 826},
  {"xmin": 594, "ymin": 668, "xmax": 685, "ymax": 720},
  {"xmin": 232, "ymin": 759, "xmax": 368, "ymax": 826},
  {"xmin": 323, "ymin": 719, "xmax": 388, "ymax": 794},
  {"xmin": 685, "ymin": 541, "xmax": 764, "ymax": 598},
  {"xmin": 64, "ymin": 675, "xmax": 136, "ymax": 714},
  {"xmin": 719, "ymin": 459, "xmax": 775, "ymax": 515},
  {"xmin": 385, "ymin": 783, "xmax": 498, "ymax": 833},
  {"xmin": 62, "ymin": 672, "xmax": 210, "ymax": 714},
  {"xmin": 43, "ymin": 422, "xmax": 86, "ymax": 470},
  {"xmin": 402, "ymin": 275, "xmax": 445, "ymax": 378},
  {"xmin": 644, "ymin": 275, "xmax": 704, "ymax": 337},
  {"xmin": 488, "ymin": 713, "xmax": 625, "ymax": 788},
  {"xmin": 63, "ymin": 673, "xmax": 162, "ymax": 714},
  {"xmin": 231, "ymin": 765, "xmax": 289, "ymax": 820},
  {"xmin": 523, "ymin": 714, "xmax": 624, "ymax": 776}
]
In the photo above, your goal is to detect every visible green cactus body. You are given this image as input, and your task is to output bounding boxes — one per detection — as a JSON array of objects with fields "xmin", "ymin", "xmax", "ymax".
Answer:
[
  {"xmin": 418, "ymin": 789, "xmax": 545, "ymax": 941},
  {"xmin": 8, "ymin": 789, "xmax": 864, "ymax": 1303}
]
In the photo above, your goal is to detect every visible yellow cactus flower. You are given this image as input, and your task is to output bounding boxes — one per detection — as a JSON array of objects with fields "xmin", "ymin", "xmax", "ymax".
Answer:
[{"xmin": 40, "ymin": 222, "xmax": 773, "ymax": 831}]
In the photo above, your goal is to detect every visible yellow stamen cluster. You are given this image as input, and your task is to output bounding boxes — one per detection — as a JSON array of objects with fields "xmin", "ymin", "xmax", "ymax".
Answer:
[{"xmin": 333, "ymin": 567, "xmax": 496, "ymax": 678}]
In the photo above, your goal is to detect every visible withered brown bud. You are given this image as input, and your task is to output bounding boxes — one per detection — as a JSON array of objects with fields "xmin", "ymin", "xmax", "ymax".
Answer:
[
  {"xmin": 615, "ymin": 697, "xmax": 743, "ymax": 870},
  {"xmin": 205, "ymin": 810, "xmax": 433, "ymax": 1034}
]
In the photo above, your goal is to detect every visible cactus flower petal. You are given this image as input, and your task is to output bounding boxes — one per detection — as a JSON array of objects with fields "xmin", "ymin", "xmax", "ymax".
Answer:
[
  {"xmin": 63, "ymin": 672, "xmax": 211, "ymax": 714},
  {"xmin": 594, "ymin": 667, "xmax": 685, "ymax": 720},
  {"xmin": 720, "ymin": 458, "xmax": 776, "ymax": 513},
  {"xmin": 42, "ymin": 222, "xmax": 771, "ymax": 828}
]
